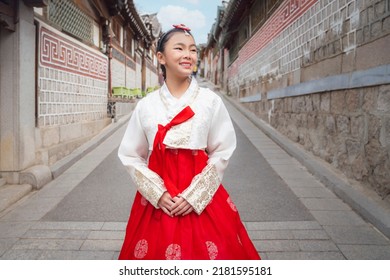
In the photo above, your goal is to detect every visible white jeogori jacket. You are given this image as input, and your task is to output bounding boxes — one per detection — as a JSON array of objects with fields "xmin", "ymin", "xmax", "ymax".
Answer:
[{"xmin": 118, "ymin": 79, "xmax": 236, "ymax": 214}]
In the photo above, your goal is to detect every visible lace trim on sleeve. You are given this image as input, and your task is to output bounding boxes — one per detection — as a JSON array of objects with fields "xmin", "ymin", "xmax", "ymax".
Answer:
[
  {"xmin": 134, "ymin": 168, "xmax": 166, "ymax": 208},
  {"xmin": 180, "ymin": 164, "xmax": 220, "ymax": 215}
]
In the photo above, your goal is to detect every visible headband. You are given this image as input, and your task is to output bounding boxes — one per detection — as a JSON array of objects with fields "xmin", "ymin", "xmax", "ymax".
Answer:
[{"xmin": 157, "ymin": 24, "xmax": 192, "ymax": 52}]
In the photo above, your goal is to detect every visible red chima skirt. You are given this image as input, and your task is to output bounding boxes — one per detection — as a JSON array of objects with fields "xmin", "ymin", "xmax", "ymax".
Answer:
[{"xmin": 118, "ymin": 148, "xmax": 261, "ymax": 260}]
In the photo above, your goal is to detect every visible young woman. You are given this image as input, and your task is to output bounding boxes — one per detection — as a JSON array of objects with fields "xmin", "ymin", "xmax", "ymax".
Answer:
[{"xmin": 118, "ymin": 24, "xmax": 260, "ymax": 260}]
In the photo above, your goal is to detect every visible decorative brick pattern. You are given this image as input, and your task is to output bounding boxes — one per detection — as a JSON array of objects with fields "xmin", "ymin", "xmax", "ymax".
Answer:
[
  {"xmin": 229, "ymin": 0, "xmax": 390, "ymax": 91},
  {"xmin": 239, "ymin": 0, "xmax": 318, "ymax": 65},
  {"xmin": 37, "ymin": 22, "xmax": 108, "ymax": 127},
  {"xmin": 40, "ymin": 27, "xmax": 108, "ymax": 81}
]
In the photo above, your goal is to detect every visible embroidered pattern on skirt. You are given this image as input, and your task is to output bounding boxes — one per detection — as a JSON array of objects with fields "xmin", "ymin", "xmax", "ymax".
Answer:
[
  {"xmin": 134, "ymin": 239, "xmax": 148, "ymax": 259},
  {"xmin": 165, "ymin": 244, "xmax": 182, "ymax": 260},
  {"xmin": 206, "ymin": 241, "xmax": 218, "ymax": 260}
]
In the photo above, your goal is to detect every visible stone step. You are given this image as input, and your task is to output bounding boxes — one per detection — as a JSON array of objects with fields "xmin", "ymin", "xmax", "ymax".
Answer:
[
  {"xmin": 0, "ymin": 177, "xmax": 6, "ymax": 187},
  {"xmin": 0, "ymin": 184, "xmax": 33, "ymax": 213}
]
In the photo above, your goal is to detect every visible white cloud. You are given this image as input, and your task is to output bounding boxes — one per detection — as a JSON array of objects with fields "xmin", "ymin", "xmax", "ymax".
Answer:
[
  {"xmin": 157, "ymin": 5, "xmax": 206, "ymax": 32},
  {"xmin": 185, "ymin": 0, "xmax": 200, "ymax": 4}
]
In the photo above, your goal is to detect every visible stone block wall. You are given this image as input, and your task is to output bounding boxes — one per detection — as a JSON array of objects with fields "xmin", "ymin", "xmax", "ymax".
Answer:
[
  {"xmin": 228, "ymin": 0, "xmax": 390, "ymax": 198},
  {"xmin": 261, "ymin": 85, "xmax": 390, "ymax": 198},
  {"xmin": 37, "ymin": 68, "xmax": 108, "ymax": 127},
  {"xmin": 36, "ymin": 20, "xmax": 110, "ymax": 165}
]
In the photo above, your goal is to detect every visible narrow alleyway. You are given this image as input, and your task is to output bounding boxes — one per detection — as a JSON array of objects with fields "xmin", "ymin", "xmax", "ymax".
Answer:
[{"xmin": 0, "ymin": 81, "xmax": 389, "ymax": 260}]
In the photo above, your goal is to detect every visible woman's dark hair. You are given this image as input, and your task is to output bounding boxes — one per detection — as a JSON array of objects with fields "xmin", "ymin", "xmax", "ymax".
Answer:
[{"xmin": 157, "ymin": 26, "xmax": 194, "ymax": 80}]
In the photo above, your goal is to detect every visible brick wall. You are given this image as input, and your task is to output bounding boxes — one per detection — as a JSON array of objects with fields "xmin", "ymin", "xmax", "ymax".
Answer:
[
  {"xmin": 228, "ymin": 0, "xmax": 390, "ymax": 198},
  {"xmin": 38, "ymin": 23, "xmax": 108, "ymax": 127},
  {"xmin": 229, "ymin": 0, "xmax": 390, "ymax": 92},
  {"xmin": 36, "ymin": 20, "xmax": 110, "ymax": 165}
]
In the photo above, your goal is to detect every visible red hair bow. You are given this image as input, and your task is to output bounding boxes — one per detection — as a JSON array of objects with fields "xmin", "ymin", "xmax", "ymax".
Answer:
[{"xmin": 173, "ymin": 24, "xmax": 191, "ymax": 31}]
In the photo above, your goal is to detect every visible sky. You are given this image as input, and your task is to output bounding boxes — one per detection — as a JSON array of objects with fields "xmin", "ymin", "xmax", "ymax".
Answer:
[{"xmin": 133, "ymin": 0, "xmax": 223, "ymax": 45}]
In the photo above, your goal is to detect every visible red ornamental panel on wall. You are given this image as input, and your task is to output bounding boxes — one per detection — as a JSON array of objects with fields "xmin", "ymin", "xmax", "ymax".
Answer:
[
  {"xmin": 40, "ymin": 26, "xmax": 108, "ymax": 81},
  {"xmin": 239, "ymin": 0, "xmax": 318, "ymax": 64}
]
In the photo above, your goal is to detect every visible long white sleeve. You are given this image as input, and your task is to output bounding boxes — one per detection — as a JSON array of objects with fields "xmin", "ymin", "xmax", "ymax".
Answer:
[
  {"xmin": 118, "ymin": 100, "xmax": 166, "ymax": 208},
  {"xmin": 206, "ymin": 96, "xmax": 237, "ymax": 181}
]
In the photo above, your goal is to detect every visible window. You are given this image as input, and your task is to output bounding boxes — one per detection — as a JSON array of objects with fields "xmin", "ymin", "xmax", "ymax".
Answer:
[
  {"xmin": 238, "ymin": 18, "xmax": 249, "ymax": 46},
  {"xmin": 48, "ymin": 0, "xmax": 93, "ymax": 43},
  {"xmin": 111, "ymin": 19, "xmax": 121, "ymax": 46},
  {"xmin": 251, "ymin": 0, "xmax": 266, "ymax": 33}
]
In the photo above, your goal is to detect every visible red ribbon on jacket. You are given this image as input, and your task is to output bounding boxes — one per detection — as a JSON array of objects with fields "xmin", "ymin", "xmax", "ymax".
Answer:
[{"xmin": 148, "ymin": 106, "xmax": 195, "ymax": 196}]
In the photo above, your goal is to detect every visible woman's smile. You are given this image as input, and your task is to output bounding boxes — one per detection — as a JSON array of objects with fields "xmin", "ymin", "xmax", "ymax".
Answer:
[{"xmin": 180, "ymin": 61, "xmax": 192, "ymax": 69}]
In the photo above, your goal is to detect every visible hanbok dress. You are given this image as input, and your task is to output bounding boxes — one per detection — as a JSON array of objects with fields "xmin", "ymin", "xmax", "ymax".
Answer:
[{"xmin": 118, "ymin": 79, "xmax": 260, "ymax": 260}]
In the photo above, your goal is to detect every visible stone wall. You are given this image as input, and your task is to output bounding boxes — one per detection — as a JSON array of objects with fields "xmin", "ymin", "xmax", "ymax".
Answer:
[
  {"xmin": 36, "ymin": 20, "xmax": 110, "ymax": 166},
  {"xmin": 247, "ymin": 85, "xmax": 390, "ymax": 198},
  {"xmin": 228, "ymin": 0, "xmax": 390, "ymax": 199}
]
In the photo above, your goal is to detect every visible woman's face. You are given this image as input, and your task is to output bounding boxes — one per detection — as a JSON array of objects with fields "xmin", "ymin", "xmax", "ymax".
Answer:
[{"xmin": 157, "ymin": 32, "xmax": 198, "ymax": 80}]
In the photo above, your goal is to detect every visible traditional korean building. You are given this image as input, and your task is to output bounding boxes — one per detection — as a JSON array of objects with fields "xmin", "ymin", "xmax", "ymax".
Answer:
[
  {"xmin": 0, "ymin": 1, "xmax": 160, "ymax": 195},
  {"xmin": 203, "ymin": 4, "xmax": 227, "ymax": 88},
  {"xmin": 203, "ymin": 0, "xmax": 390, "ymax": 231}
]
